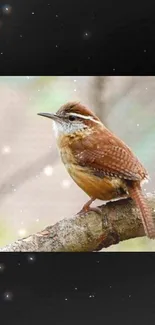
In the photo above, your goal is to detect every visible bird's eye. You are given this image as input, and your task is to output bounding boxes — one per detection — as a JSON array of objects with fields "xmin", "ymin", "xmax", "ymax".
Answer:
[{"xmin": 68, "ymin": 115, "xmax": 76, "ymax": 121}]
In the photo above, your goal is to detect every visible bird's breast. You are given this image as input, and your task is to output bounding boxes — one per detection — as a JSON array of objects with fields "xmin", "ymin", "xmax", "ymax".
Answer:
[{"xmin": 59, "ymin": 146, "xmax": 128, "ymax": 201}]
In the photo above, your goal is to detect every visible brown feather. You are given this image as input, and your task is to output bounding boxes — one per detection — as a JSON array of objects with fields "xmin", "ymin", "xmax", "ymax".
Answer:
[
  {"xmin": 70, "ymin": 127, "xmax": 147, "ymax": 182},
  {"xmin": 57, "ymin": 102, "xmax": 100, "ymax": 121}
]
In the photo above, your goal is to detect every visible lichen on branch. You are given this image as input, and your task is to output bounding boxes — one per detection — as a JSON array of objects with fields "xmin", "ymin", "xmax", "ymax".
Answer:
[{"xmin": 0, "ymin": 195, "xmax": 154, "ymax": 252}]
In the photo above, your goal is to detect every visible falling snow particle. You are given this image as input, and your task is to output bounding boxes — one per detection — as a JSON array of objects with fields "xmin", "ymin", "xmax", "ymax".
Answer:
[
  {"xmin": 43, "ymin": 165, "xmax": 53, "ymax": 176},
  {"xmin": 32, "ymin": 12, "xmax": 34, "ymax": 15},
  {"xmin": 65, "ymin": 298, "xmax": 68, "ymax": 301},
  {"xmin": 113, "ymin": 68, "xmax": 115, "ymax": 71},
  {"xmin": 61, "ymin": 179, "xmax": 72, "ymax": 189},
  {"xmin": 2, "ymin": 5, "xmax": 12, "ymax": 15},
  {"xmin": 2, "ymin": 146, "xmax": 11, "ymax": 155},
  {"xmin": 20, "ymin": 34, "xmax": 23, "ymax": 38},
  {"xmin": 36, "ymin": 218, "xmax": 39, "ymax": 222},
  {"xmin": 0, "ymin": 263, "xmax": 5, "ymax": 272},
  {"xmin": 74, "ymin": 89, "xmax": 76, "ymax": 91},
  {"xmin": 146, "ymin": 88, "xmax": 147, "ymax": 90},
  {"xmin": 56, "ymin": 14, "xmax": 58, "ymax": 18},
  {"xmin": 74, "ymin": 79, "xmax": 76, "ymax": 82},
  {"xmin": 28, "ymin": 255, "xmax": 35, "ymax": 262},
  {"xmin": 1, "ymin": 52, "xmax": 3, "ymax": 55},
  {"xmin": 144, "ymin": 49, "xmax": 146, "ymax": 52},
  {"xmin": 137, "ymin": 124, "xmax": 139, "ymax": 127},
  {"xmin": 83, "ymin": 32, "xmax": 91, "ymax": 40},
  {"xmin": 3, "ymin": 292, "xmax": 13, "ymax": 301},
  {"xmin": 18, "ymin": 229, "xmax": 27, "ymax": 237},
  {"xmin": 75, "ymin": 287, "xmax": 78, "ymax": 290}
]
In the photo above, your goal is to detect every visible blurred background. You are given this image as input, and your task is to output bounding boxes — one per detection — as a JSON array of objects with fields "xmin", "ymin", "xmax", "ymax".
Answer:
[{"xmin": 0, "ymin": 76, "xmax": 155, "ymax": 251}]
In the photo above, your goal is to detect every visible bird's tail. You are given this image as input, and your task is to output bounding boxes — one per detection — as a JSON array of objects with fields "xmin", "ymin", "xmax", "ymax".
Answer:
[{"xmin": 128, "ymin": 182, "xmax": 155, "ymax": 239}]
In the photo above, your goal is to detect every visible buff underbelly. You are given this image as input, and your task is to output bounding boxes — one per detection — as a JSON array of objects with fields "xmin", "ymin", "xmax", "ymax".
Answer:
[{"xmin": 66, "ymin": 164, "xmax": 128, "ymax": 201}]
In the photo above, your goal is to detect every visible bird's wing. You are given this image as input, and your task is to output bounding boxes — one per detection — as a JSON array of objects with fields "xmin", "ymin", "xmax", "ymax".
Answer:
[{"xmin": 71, "ymin": 128, "xmax": 147, "ymax": 181}]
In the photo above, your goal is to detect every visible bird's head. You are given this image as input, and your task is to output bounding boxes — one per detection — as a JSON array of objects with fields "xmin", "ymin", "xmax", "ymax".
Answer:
[{"xmin": 38, "ymin": 102, "xmax": 103, "ymax": 138}]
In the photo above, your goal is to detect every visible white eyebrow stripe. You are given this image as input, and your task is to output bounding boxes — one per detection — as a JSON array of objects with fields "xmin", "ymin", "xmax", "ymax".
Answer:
[{"xmin": 68, "ymin": 112, "xmax": 102, "ymax": 125}]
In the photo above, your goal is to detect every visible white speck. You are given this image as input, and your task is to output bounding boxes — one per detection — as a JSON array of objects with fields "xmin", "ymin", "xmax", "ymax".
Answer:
[
  {"xmin": 75, "ymin": 287, "xmax": 78, "ymax": 290},
  {"xmin": 5, "ymin": 7, "xmax": 8, "ymax": 11},
  {"xmin": 1, "ymin": 52, "xmax": 3, "ymax": 55},
  {"xmin": 74, "ymin": 79, "xmax": 76, "ymax": 82},
  {"xmin": 89, "ymin": 294, "xmax": 95, "ymax": 298},
  {"xmin": 38, "ymin": 89, "xmax": 40, "ymax": 92},
  {"xmin": 20, "ymin": 34, "xmax": 23, "ymax": 38},
  {"xmin": 56, "ymin": 44, "xmax": 58, "ymax": 48},
  {"xmin": 36, "ymin": 218, "xmax": 39, "ymax": 222},
  {"xmin": 27, "ymin": 76, "xmax": 30, "ymax": 79},
  {"xmin": 109, "ymin": 285, "xmax": 112, "ymax": 289},
  {"xmin": 96, "ymin": 260, "xmax": 100, "ymax": 263},
  {"xmin": 4, "ymin": 291, "xmax": 13, "ymax": 301},
  {"xmin": 74, "ymin": 89, "xmax": 76, "ymax": 91},
  {"xmin": 20, "ymin": 209, "xmax": 23, "ymax": 213},
  {"xmin": 32, "ymin": 12, "xmax": 34, "ymax": 15},
  {"xmin": 28, "ymin": 255, "xmax": 35, "ymax": 262},
  {"xmin": 18, "ymin": 262, "xmax": 20, "ymax": 266},
  {"xmin": 43, "ymin": 165, "xmax": 53, "ymax": 176},
  {"xmin": 146, "ymin": 88, "xmax": 147, "ymax": 90},
  {"xmin": 56, "ymin": 14, "xmax": 58, "ymax": 18},
  {"xmin": 18, "ymin": 229, "xmax": 27, "ymax": 237},
  {"xmin": 61, "ymin": 179, "xmax": 72, "ymax": 189},
  {"xmin": 65, "ymin": 298, "xmax": 68, "ymax": 301},
  {"xmin": 144, "ymin": 188, "xmax": 146, "ymax": 191},
  {"xmin": 129, "ymin": 294, "xmax": 131, "ymax": 298},
  {"xmin": 0, "ymin": 263, "xmax": 5, "ymax": 272},
  {"xmin": 2, "ymin": 146, "xmax": 11, "ymax": 155},
  {"xmin": 137, "ymin": 123, "xmax": 139, "ymax": 127},
  {"xmin": 113, "ymin": 68, "xmax": 115, "ymax": 71},
  {"xmin": 21, "ymin": 221, "xmax": 24, "ymax": 225},
  {"xmin": 144, "ymin": 49, "xmax": 146, "ymax": 52}
]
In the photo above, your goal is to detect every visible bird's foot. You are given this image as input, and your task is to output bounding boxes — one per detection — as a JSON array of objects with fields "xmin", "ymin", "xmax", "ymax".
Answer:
[{"xmin": 77, "ymin": 205, "xmax": 102, "ymax": 216}]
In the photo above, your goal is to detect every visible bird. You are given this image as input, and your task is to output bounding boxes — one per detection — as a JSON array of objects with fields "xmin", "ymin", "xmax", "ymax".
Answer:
[{"xmin": 38, "ymin": 101, "xmax": 155, "ymax": 239}]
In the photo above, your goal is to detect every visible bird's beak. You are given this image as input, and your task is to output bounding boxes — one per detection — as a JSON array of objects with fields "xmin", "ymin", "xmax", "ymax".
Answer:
[{"xmin": 37, "ymin": 112, "xmax": 61, "ymax": 122}]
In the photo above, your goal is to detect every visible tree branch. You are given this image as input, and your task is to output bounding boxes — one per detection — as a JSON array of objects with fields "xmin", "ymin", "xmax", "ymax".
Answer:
[{"xmin": 0, "ymin": 195, "xmax": 154, "ymax": 252}]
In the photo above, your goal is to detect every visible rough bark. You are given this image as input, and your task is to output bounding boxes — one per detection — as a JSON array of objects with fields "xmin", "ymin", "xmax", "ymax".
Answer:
[{"xmin": 0, "ymin": 194, "xmax": 154, "ymax": 252}]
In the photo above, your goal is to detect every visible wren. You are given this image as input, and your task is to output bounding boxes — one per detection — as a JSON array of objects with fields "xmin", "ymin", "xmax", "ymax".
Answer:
[{"xmin": 38, "ymin": 102, "xmax": 155, "ymax": 239}]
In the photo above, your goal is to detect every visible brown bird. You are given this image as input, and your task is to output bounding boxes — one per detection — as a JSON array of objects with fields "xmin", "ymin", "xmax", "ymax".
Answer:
[{"xmin": 38, "ymin": 101, "xmax": 155, "ymax": 239}]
